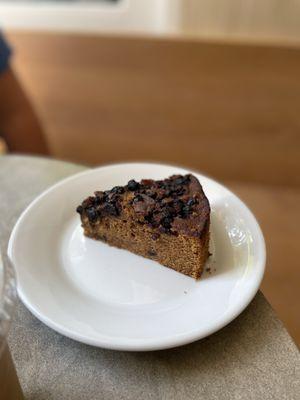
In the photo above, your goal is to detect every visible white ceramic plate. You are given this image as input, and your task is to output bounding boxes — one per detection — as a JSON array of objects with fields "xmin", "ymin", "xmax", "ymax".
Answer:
[{"xmin": 8, "ymin": 163, "xmax": 265, "ymax": 351}]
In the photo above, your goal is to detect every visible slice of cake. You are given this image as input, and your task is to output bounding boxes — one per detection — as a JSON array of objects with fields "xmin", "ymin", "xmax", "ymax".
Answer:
[{"xmin": 76, "ymin": 174, "xmax": 210, "ymax": 279}]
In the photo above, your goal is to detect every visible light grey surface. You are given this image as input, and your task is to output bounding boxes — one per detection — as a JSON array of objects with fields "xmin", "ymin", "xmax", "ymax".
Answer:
[{"xmin": 0, "ymin": 155, "xmax": 299, "ymax": 400}]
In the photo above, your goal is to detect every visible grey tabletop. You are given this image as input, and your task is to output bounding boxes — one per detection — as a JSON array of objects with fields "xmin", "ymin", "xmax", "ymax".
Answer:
[{"xmin": 0, "ymin": 155, "xmax": 299, "ymax": 400}]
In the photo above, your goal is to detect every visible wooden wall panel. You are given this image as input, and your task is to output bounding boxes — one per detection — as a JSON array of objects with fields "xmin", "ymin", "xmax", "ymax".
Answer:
[{"xmin": 6, "ymin": 31, "xmax": 300, "ymax": 186}]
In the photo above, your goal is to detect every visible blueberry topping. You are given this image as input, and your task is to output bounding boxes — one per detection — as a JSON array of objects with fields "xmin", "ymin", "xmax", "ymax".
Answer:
[
  {"xmin": 86, "ymin": 207, "xmax": 97, "ymax": 222},
  {"xmin": 156, "ymin": 180, "xmax": 165, "ymax": 188},
  {"xmin": 111, "ymin": 186, "xmax": 125, "ymax": 194},
  {"xmin": 76, "ymin": 205, "xmax": 83, "ymax": 214},
  {"xmin": 174, "ymin": 175, "xmax": 190, "ymax": 185},
  {"xmin": 103, "ymin": 202, "xmax": 119, "ymax": 216},
  {"xmin": 133, "ymin": 194, "xmax": 143, "ymax": 203},
  {"xmin": 175, "ymin": 187, "xmax": 185, "ymax": 196},
  {"xmin": 158, "ymin": 226, "xmax": 169, "ymax": 234},
  {"xmin": 161, "ymin": 216, "xmax": 173, "ymax": 229},
  {"xmin": 151, "ymin": 233, "xmax": 160, "ymax": 240},
  {"xmin": 173, "ymin": 199, "xmax": 184, "ymax": 213},
  {"xmin": 181, "ymin": 205, "xmax": 191, "ymax": 218},
  {"xmin": 186, "ymin": 198, "xmax": 196, "ymax": 207},
  {"xmin": 127, "ymin": 180, "xmax": 139, "ymax": 191},
  {"xmin": 94, "ymin": 191, "xmax": 106, "ymax": 205}
]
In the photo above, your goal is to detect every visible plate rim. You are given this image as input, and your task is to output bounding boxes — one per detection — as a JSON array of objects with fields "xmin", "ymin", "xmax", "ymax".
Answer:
[{"xmin": 8, "ymin": 162, "xmax": 266, "ymax": 351}]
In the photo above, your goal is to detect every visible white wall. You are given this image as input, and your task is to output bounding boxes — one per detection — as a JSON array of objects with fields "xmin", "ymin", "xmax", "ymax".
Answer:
[
  {"xmin": 0, "ymin": 0, "xmax": 299, "ymax": 44},
  {"xmin": 0, "ymin": 0, "xmax": 180, "ymax": 35}
]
